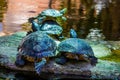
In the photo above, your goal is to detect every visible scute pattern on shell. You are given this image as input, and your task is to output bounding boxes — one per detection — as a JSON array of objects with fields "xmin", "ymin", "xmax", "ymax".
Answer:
[
  {"xmin": 40, "ymin": 20, "xmax": 63, "ymax": 35},
  {"xmin": 40, "ymin": 9, "xmax": 63, "ymax": 17},
  {"xmin": 18, "ymin": 31, "xmax": 57, "ymax": 58},
  {"xmin": 58, "ymin": 38, "xmax": 94, "ymax": 57}
]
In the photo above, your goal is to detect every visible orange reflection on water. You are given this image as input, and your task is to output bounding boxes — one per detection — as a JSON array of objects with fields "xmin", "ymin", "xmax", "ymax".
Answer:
[{"xmin": 2, "ymin": 0, "xmax": 49, "ymax": 34}]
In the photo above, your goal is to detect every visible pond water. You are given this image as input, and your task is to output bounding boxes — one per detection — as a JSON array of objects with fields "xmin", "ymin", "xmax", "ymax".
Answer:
[
  {"xmin": 0, "ymin": 0, "xmax": 120, "ymax": 80},
  {"xmin": 0, "ymin": 22, "xmax": 3, "ymax": 31},
  {"xmin": 0, "ymin": 0, "xmax": 120, "ymax": 40},
  {"xmin": 0, "ymin": 67, "xmax": 90, "ymax": 80}
]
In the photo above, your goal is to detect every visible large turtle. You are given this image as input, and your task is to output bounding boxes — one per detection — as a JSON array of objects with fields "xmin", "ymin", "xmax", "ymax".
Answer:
[
  {"xmin": 15, "ymin": 31, "xmax": 57, "ymax": 74},
  {"xmin": 56, "ymin": 29, "xmax": 97, "ymax": 65}
]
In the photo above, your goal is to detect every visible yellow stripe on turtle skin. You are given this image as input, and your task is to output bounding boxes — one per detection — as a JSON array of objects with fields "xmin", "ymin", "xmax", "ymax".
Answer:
[
  {"xmin": 23, "ymin": 55, "xmax": 49, "ymax": 62},
  {"xmin": 65, "ymin": 53, "xmax": 86, "ymax": 61}
]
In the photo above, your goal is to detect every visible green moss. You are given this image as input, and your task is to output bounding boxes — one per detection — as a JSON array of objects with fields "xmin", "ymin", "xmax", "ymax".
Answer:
[{"xmin": 100, "ymin": 50, "xmax": 120, "ymax": 62}]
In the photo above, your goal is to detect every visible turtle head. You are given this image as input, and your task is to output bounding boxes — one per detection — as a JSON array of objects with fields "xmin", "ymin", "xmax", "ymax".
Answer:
[
  {"xmin": 82, "ymin": 55, "xmax": 98, "ymax": 65},
  {"xmin": 60, "ymin": 8, "xmax": 67, "ymax": 15},
  {"xmin": 37, "ymin": 16, "xmax": 46, "ymax": 24},
  {"xmin": 28, "ymin": 17, "xmax": 36, "ymax": 23},
  {"xmin": 70, "ymin": 28, "xmax": 78, "ymax": 38}
]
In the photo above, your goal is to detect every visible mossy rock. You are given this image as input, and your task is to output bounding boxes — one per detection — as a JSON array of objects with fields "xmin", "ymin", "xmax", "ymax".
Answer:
[
  {"xmin": 91, "ymin": 44, "xmax": 112, "ymax": 58},
  {"xmin": 0, "ymin": 31, "xmax": 27, "ymax": 64},
  {"xmin": 0, "ymin": 33, "xmax": 120, "ymax": 79},
  {"xmin": 112, "ymin": 49, "xmax": 120, "ymax": 56},
  {"xmin": 100, "ymin": 49, "xmax": 120, "ymax": 62}
]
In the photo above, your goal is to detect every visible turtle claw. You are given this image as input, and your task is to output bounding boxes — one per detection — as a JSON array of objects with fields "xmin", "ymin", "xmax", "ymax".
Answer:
[
  {"xmin": 89, "ymin": 56, "xmax": 98, "ymax": 66},
  {"xmin": 15, "ymin": 55, "xmax": 25, "ymax": 67},
  {"xmin": 35, "ymin": 58, "xmax": 46, "ymax": 74}
]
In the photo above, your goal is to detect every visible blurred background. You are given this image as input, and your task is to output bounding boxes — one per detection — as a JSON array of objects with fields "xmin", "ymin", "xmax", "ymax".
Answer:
[{"xmin": 0, "ymin": 0, "xmax": 120, "ymax": 40}]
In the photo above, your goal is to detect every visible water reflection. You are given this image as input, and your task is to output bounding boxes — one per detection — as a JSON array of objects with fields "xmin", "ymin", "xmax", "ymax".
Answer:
[
  {"xmin": 0, "ymin": 0, "xmax": 120, "ymax": 40},
  {"xmin": 0, "ymin": 22, "xmax": 3, "ymax": 31},
  {"xmin": 64, "ymin": 0, "xmax": 120, "ymax": 40},
  {"xmin": 2, "ymin": 0, "xmax": 50, "ymax": 34},
  {"xmin": 0, "ymin": 0, "xmax": 120, "ymax": 79},
  {"xmin": 0, "ymin": 68, "xmax": 91, "ymax": 80}
]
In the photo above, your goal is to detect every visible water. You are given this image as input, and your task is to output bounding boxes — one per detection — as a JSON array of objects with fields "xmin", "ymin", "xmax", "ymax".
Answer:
[
  {"xmin": 0, "ymin": 67, "xmax": 90, "ymax": 80},
  {"xmin": 0, "ymin": 22, "xmax": 3, "ymax": 31},
  {"xmin": 0, "ymin": 67, "xmax": 41, "ymax": 80},
  {"xmin": 0, "ymin": 0, "xmax": 120, "ymax": 40},
  {"xmin": 0, "ymin": 0, "xmax": 120, "ymax": 79}
]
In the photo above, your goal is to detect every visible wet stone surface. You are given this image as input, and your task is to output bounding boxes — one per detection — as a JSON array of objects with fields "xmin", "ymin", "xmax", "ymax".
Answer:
[{"xmin": 0, "ymin": 31, "xmax": 120, "ymax": 79}]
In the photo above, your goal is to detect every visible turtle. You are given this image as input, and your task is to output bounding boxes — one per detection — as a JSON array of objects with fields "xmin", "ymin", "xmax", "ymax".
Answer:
[
  {"xmin": 28, "ymin": 18, "xmax": 64, "ymax": 40},
  {"xmin": 36, "ymin": 8, "xmax": 67, "ymax": 24},
  {"xmin": 40, "ymin": 20, "xmax": 63, "ymax": 35},
  {"xmin": 27, "ymin": 8, "xmax": 67, "ymax": 38},
  {"xmin": 39, "ymin": 20, "xmax": 64, "ymax": 40},
  {"xmin": 55, "ymin": 29, "xmax": 98, "ymax": 65},
  {"xmin": 15, "ymin": 31, "xmax": 57, "ymax": 74}
]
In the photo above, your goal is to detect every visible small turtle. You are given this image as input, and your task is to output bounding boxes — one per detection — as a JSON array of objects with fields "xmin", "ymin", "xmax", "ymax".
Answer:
[
  {"xmin": 15, "ymin": 31, "xmax": 57, "ymax": 74},
  {"xmin": 28, "ymin": 19, "xmax": 64, "ymax": 40},
  {"xmin": 40, "ymin": 20, "xmax": 63, "ymax": 35},
  {"xmin": 56, "ymin": 29, "xmax": 97, "ymax": 65},
  {"xmin": 27, "ymin": 8, "xmax": 67, "ymax": 38},
  {"xmin": 36, "ymin": 8, "xmax": 67, "ymax": 23}
]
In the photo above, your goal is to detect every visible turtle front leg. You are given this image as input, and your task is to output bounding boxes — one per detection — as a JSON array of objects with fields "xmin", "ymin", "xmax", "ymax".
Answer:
[
  {"xmin": 35, "ymin": 58, "xmax": 46, "ymax": 74},
  {"xmin": 15, "ymin": 54, "xmax": 25, "ymax": 67}
]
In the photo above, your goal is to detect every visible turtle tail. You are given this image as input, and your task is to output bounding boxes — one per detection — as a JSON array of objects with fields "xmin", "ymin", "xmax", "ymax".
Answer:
[{"xmin": 35, "ymin": 58, "xmax": 46, "ymax": 74}]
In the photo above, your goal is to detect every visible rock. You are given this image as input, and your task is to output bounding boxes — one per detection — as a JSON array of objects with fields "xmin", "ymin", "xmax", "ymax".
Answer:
[
  {"xmin": 107, "ymin": 41, "xmax": 120, "ymax": 50},
  {"xmin": 0, "ymin": 31, "xmax": 120, "ymax": 79},
  {"xmin": 91, "ymin": 60, "xmax": 120, "ymax": 79},
  {"xmin": 91, "ymin": 44, "xmax": 112, "ymax": 58},
  {"xmin": 0, "ymin": 31, "xmax": 93, "ymax": 76}
]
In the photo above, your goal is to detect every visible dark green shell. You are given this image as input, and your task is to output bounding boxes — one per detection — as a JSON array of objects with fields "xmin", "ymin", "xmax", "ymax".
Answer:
[
  {"xmin": 18, "ymin": 31, "xmax": 57, "ymax": 58},
  {"xmin": 40, "ymin": 9, "xmax": 63, "ymax": 17},
  {"xmin": 58, "ymin": 38, "xmax": 94, "ymax": 57},
  {"xmin": 40, "ymin": 20, "xmax": 63, "ymax": 35}
]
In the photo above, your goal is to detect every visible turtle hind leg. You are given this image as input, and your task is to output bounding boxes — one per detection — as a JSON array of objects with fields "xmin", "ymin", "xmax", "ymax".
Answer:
[
  {"xmin": 35, "ymin": 58, "xmax": 46, "ymax": 74},
  {"xmin": 89, "ymin": 56, "xmax": 98, "ymax": 66},
  {"xmin": 55, "ymin": 56, "xmax": 67, "ymax": 65},
  {"xmin": 15, "ymin": 54, "xmax": 25, "ymax": 67}
]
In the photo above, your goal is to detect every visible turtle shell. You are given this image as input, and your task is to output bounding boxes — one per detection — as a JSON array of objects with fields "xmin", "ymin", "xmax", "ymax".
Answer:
[
  {"xmin": 57, "ymin": 38, "xmax": 94, "ymax": 57},
  {"xmin": 40, "ymin": 20, "xmax": 63, "ymax": 35},
  {"xmin": 18, "ymin": 31, "xmax": 57, "ymax": 60},
  {"xmin": 40, "ymin": 9, "xmax": 63, "ymax": 17}
]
